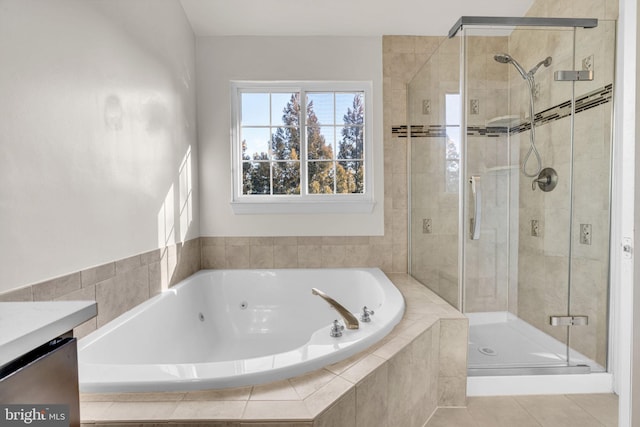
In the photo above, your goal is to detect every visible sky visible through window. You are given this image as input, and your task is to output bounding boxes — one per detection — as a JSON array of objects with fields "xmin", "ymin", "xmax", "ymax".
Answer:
[{"xmin": 241, "ymin": 92, "xmax": 360, "ymax": 159}]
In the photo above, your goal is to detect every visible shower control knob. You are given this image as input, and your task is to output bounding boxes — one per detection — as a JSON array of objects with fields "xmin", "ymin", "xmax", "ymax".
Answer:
[{"xmin": 532, "ymin": 167, "xmax": 558, "ymax": 192}]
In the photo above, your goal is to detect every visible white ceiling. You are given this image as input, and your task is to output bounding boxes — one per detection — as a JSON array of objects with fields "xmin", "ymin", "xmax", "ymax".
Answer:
[{"xmin": 179, "ymin": 0, "xmax": 534, "ymax": 37}]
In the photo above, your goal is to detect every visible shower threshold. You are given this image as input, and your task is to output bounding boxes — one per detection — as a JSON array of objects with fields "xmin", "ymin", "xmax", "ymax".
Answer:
[{"xmin": 466, "ymin": 311, "xmax": 603, "ymax": 377}]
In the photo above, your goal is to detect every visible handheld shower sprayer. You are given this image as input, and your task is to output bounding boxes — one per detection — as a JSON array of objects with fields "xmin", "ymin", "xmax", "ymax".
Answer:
[
  {"xmin": 493, "ymin": 52, "xmax": 553, "ymax": 179},
  {"xmin": 528, "ymin": 56, "xmax": 553, "ymax": 77},
  {"xmin": 493, "ymin": 53, "xmax": 552, "ymax": 84}
]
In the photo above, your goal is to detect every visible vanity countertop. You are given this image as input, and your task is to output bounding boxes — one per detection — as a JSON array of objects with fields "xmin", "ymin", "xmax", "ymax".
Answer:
[{"xmin": 0, "ymin": 301, "xmax": 97, "ymax": 367}]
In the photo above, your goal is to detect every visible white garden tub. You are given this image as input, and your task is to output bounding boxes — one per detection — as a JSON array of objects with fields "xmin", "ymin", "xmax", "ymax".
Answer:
[{"xmin": 78, "ymin": 268, "xmax": 405, "ymax": 392}]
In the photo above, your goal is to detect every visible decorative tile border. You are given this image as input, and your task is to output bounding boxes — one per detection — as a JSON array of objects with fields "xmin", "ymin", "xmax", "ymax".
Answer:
[{"xmin": 395, "ymin": 83, "xmax": 613, "ymax": 138}]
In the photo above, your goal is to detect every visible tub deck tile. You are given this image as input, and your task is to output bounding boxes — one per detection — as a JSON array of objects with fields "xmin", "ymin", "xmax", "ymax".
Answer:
[
  {"xmin": 324, "ymin": 349, "xmax": 369, "ymax": 376},
  {"xmin": 372, "ymin": 335, "xmax": 413, "ymax": 360},
  {"xmin": 184, "ymin": 387, "xmax": 253, "ymax": 401},
  {"xmin": 80, "ymin": 402, "xmax": 113, "ymax": 423},
  {"xmin": 99, "ymin": 401, "xmax": 180, "ymax": 422},
  {"xmin": 339, "ymin": 354, "xmax": 386, "ymax": 385},
  {"xmin": 81, "ymin": 392, "xmax": 187, "ymax": 402},
  {"xmin": 242, "ymin": 401, "xmax": 311, "ymax": 421},
  {"xmin": 288, "ymin": 369, "xmax": 336, "ymax": 400},
  {"xmin": 170, "ymin": 400, "xmax": 247, "ymax": 421},
  {"xmin": 250, "ymin": 380, "xmax": 300, "ymax": 401}
]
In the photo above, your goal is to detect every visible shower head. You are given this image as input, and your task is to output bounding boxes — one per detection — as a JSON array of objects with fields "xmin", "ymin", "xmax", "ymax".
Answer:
[
  {"xmin": 528, "ymin": 56, "xmax": 553, "ymax": 76},
  {"xmin": 493, "ymin": 53, "xmax": 512, "ymax": 64},
  {"xmin": 493, "ymin": 53, "xmax": 529, "ymax": 81}
]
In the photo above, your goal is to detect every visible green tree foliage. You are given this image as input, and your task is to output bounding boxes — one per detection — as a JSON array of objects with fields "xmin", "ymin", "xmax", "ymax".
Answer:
[
  {"xmin": 242, "ymin": 92, "xmax": 365, "ymax": 196},
  {"xmin": 337, "ymin": 93, "xmax": 364, "ymax": 193},
  {"xmin": 242, "ymin": 139, "xmax": 270, "ymax": 194},
  {"xmin": 307, "ymin": 99, "xmax": 334, "ymax": 194},
  {"xmin": 272, "ymin": 94, "xmax": 301, "ymax": 194}
]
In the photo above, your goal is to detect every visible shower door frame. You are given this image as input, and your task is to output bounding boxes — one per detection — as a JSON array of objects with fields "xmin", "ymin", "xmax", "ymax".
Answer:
[
  {"xmin": 405, "ymin": 15, "xmax": 614, "ymax": 377},
  {"xmin": 455, "ymin": 17, "xmax": 612, "ymax": 376}
]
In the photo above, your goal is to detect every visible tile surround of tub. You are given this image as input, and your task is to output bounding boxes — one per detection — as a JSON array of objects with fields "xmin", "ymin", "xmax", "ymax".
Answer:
[
  {"xmin": 79, "ymin": 273, "xmax": 468, "ymax": 427},
  {"xmin": 0, "ymin": 238, "xmax": 202, "ymax": 339},
  {"xmin": 200, "ymin": 236, "xmax": 398, "ymax": 274}
]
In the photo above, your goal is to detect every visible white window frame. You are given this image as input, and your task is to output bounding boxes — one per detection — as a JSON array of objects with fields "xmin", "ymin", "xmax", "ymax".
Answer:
[{"xmin": 230, "ymin": 81, "xmax": 375, "ymax": 214}]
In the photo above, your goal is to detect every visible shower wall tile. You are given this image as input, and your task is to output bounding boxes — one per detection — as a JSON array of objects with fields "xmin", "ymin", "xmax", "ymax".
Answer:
[{"xmin": 605, "ymin": 0, "xmax": 618, "ymax": 19}]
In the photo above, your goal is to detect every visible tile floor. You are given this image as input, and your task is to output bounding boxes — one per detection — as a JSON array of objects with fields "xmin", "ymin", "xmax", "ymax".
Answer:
[{"xmin": 425, "ymin": 393, "xmax": 618, "ymax": 427}]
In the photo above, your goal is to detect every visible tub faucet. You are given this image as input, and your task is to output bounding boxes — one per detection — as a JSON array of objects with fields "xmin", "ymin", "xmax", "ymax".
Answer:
[{"xmin": 311, "ymin": 288, "xmax": 360, "ymax": 329}]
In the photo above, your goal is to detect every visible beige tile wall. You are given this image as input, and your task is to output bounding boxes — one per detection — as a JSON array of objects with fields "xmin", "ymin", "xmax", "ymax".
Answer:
[{"xmin": 0, "ymin": 238, "xmax": 201, "ymax": 339}]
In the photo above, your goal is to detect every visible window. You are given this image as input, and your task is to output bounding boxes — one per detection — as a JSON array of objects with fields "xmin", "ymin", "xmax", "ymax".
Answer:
[
  {"xmin": 230, "ymin": 81, "xmax": 374, "ymax": 214},
  {"xmin": 445, "ymin": 93, "xmax": 461, "ymax": 193}
]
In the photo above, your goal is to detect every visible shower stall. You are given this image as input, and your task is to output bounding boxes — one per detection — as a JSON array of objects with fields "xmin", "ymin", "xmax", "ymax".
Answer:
[{"xmin": 408, "ymin": 17, "xmax": 615, "ymax": 382}]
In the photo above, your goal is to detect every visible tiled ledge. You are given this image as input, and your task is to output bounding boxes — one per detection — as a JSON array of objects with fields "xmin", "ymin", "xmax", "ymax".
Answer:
[{"xmin": 80, "ymin": 273, "xmax": 468, "ymax": 427}]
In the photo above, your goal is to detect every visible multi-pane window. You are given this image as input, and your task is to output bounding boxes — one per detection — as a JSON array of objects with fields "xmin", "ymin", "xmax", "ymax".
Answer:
[{"xmin": 231, "ymin": 82, "xmax": 372, "ymax": 213}]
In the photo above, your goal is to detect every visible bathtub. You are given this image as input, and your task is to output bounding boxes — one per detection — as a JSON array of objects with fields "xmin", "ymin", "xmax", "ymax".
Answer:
[{"xmin": 78, "ymin": 268, "xmax": 405, "ymax": 393}]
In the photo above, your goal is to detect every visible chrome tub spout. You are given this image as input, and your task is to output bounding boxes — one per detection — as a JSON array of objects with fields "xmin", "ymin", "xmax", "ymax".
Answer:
[{"xmin": 311, "ymin": 288, "xmax": 359, "ymax": 329}]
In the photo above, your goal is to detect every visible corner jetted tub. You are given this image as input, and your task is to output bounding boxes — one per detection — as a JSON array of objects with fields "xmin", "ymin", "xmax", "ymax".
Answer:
[{"xmin": 78, "ymin": 268, "xmax": 405, "ymax": 392}]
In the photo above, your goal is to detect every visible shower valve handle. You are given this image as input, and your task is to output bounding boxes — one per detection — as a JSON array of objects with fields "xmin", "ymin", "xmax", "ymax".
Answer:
[
  {"xmin": 531, "ymin": 168, "xmax": 558, "ymax": 192},
  {"xmin": 532, "ymin": 176, "xmax": 549, "ymax": 190}
]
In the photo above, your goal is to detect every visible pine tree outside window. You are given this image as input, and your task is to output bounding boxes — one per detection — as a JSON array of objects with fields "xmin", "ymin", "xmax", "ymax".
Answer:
[{"xmin": 230, "ymin": 81, "xmax": 374, "ymax": 214}]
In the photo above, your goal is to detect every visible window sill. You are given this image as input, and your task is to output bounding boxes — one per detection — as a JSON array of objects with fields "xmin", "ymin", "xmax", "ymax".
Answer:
[{"xmin": 230, "ymin": 199, "xmax": 376, "ymax": 214}]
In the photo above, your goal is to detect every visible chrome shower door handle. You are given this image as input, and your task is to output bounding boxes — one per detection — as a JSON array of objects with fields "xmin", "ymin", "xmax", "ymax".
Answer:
[{"xmin": 470, "ymin": 175, "xmax": 482, "ymax": 240}]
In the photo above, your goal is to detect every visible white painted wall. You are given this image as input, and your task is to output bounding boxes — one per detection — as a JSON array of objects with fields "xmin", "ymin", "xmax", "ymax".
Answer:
[
  {"xmin": 196, "ymin": 36, "xmax": 384, "ymax": 237},
  {"xmin": 0, "ymin": 0, "xmax": 198, "ymax": 293}
]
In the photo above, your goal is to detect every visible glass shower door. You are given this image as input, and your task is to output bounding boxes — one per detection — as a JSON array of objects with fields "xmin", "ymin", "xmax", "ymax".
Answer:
[
  {"xmin": 408, "ymin": 17, "xmax": 613, "ymax": 376},
  {"xmin": 409, "ymin": 35, "xmax": 462, "ymax": 310},
  {"xmin": 463, "ymin": 24, "xmax": 578, "ymax": 374},
  {"xmin": 462, "ymin": 21, "xmax": 613, "ymax": 374}
]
